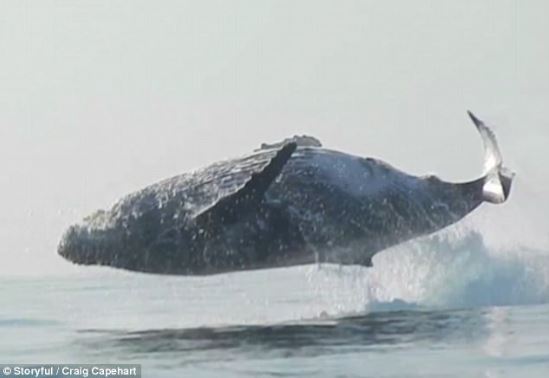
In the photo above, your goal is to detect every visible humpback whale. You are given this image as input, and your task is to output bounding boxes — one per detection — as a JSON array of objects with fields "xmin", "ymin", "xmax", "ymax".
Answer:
[{"xmin": 58, "ymin": 112, "xmax": 514, "ymax": 275}]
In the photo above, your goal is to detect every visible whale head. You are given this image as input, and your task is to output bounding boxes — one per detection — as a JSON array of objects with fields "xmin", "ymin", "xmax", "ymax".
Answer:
[
  {"xmin": 57, "ymin": 210, "xmax": 124, "ymax": 267},
  {"xmin": 57, "ymin": 203, "xmax": 195, "ymax": 273}
]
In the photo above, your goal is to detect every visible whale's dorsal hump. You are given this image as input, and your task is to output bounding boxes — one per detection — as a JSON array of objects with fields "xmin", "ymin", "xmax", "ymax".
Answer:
[
  {"xmin": 256, "ymin": 135, "xmax": 321, "ymax": 151},
  {"xmin": 195, "ymin": 142, "xmax": 297, "ymax": 226}
]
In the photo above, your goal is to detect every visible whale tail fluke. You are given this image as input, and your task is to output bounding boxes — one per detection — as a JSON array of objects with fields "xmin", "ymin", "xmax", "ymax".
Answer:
[{"xmin": 468, "ymin": 111, "xmax": 515, "ymax": 204}]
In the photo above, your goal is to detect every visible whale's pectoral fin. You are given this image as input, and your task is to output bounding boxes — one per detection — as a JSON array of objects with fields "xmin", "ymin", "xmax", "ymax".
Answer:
[
  {"xmin": 195, "ymin": 142, "xmax": 297, "ymax": 226},
  {"xmin": 467, "ymin": 111, "xmax": 515, "ymax": 204},
  {"xmin": 360, "ymin": 255, "xmax": 374, "ymax": 267}
]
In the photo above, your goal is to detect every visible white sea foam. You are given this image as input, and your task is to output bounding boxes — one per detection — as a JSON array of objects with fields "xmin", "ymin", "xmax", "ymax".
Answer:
[{"xmin": 306, "ymin": 225, "xmax": 549, "ymax": 316}]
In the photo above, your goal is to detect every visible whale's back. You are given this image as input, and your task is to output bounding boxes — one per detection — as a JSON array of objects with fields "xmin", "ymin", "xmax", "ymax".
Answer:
[{"xmin": 103, "ymin": 147, "xmax": 289, "ymax": 228}]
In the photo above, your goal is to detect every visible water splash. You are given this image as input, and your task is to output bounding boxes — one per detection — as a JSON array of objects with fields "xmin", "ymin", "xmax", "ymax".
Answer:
[{"xmin": 307, "ymin": 227, "xmax": 549, "ymax": 315}]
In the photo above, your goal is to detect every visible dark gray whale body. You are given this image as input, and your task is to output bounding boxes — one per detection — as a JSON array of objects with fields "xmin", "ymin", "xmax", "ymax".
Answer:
[{"xmin": 58, "ymin": 112, "xmax": 514, "ymax": 275}]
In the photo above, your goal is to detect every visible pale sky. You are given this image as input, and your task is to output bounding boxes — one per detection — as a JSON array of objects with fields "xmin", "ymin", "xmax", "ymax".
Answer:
[{"xmin": 0, "ymin": 0, "xmax": 548, "ymax": 276}]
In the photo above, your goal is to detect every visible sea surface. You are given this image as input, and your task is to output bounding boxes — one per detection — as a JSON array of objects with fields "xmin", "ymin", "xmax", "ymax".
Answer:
[{"xmin": 2, "ymin": 231, "xmax": 549, "ymax": 377}]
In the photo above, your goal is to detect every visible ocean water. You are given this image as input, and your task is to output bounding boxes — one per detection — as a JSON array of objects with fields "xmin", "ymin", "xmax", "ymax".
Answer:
[{"xmin": 2, "ymin": 230, "xmax": 549, "ymax": 377}]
